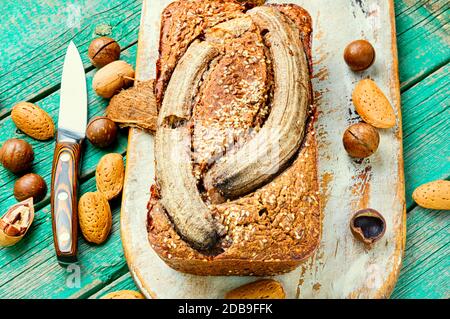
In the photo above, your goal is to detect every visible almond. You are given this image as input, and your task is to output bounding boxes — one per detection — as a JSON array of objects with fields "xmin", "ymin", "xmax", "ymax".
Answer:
[
  {"xmin": 412, "ymin": 180, "xmax": 450, "ymax": 210},
  {"xmin": 101, "ymin": 290, "xmax": 145, "ymax": 299},
  {"xmin": 11, "ymin": 102, "xmax": 55, "ymax": 140},
  {"xmin": 96, "ymin": 153, "xmax": 125, "ymax": 200},
  {"xmin": 78, "ymin": 192, "xmax": 112, "ymax": 244},
  {"xmin": 352, "ymin": 79, "xmax": 396, "ymax": 128},
  {"xmin": 225, "ymin": 279, "xmax": 286, "ymax": 299}
]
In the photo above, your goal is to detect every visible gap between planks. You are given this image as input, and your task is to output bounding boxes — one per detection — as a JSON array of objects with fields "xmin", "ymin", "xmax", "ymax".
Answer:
[
  {"xmin": 1, "ymin": 0, "xmax": 446, "ymax": 119},
  {"xmin": 0, "ymin": 41, "xmax": 139, "ymax": 121}
]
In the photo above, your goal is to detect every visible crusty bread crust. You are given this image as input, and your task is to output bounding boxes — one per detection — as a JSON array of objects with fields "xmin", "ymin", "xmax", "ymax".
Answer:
[
  {"xmin": 148, "ymin": 1, "xmax": 321, "ymax": 276},
  {"xmin": 155, "ymin": 0, "xmax": 245, "ymax": 106}
]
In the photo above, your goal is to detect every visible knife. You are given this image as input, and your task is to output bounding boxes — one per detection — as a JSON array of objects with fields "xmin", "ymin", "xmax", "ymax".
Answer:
[{"xmin": 51, "ymin": 41, "xmax": 87, "ymax": 264}]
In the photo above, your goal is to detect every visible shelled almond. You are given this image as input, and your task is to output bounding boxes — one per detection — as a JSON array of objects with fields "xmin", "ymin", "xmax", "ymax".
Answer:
[
  {"xmin": 78, "ymin": 192, "xmax": 112, "ymax": 244},
  {"xmin": 412, "ymin": 180, "xmax": 450, "ymax": 210},
  {"xmin": 352, "ymin": 79, "xmax": 396, "ymax": 129},
  {"xmin": 11, "ymin": 102, "xmax": 55, "ymax": 140},
  {"xmin": 101, "ymin": 290, "xmax": 145, "ymax": 299},
  {"xmin": 225, "ymin": 279, "xmax": 286, "ymax": 299},
  {"xmin": 95, "ymin": 153, "xmax": 125, "ymax": 200}
]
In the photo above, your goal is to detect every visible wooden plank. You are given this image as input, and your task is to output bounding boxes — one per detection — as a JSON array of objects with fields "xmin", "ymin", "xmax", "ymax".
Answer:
[
  {"xmin": 0, "ymin": 177, "xmax": 129, "ymax": 299},
  {"xmin": 0, "ymin": 45, "xmax": 137, "ymax": 216},
  {"xmin": 0, "ymin": 0, "xmax": 444, "ymax": 117},
  {"xmin": 121, "ymin": 0, "xmax": 405, "ymax": 299},
  {"xmin": 401, "ymin": 64, "xmax": 450, "ymax": 209},
  {"xmin": 0, "ymin": 0, "xmax": 447, "ymax": 299},
  {"xmin": 0, "ymin": 44, "xmax": 137, "ymax": 298},
  {"xmin": 0, "ymin": 0, "xmax": 442, "ymax": 119},
  {"xmin": 101, "ymin": 71, "xmax": 450, "ymax": 298},
  {"xmin": 394, "ymin": 0, "xmax": 450, "ymax": 90},
  {"xmin": 0, "ymin": 0, "xmax": 142, "ymax": 117},
  {"xmin": 89, "ymin": 273, "xmax": 139, "ymax": 299},
  {"xmin": 0, "ymin": 0, "xmax": 443, "ymax": 213},
  {"xmin": 92, "ymin": 204, "xmax": 450, "ymax": 299},
  {"xmin": 391, "ymin": 206, "xmax": 449, "ymax": 299}
]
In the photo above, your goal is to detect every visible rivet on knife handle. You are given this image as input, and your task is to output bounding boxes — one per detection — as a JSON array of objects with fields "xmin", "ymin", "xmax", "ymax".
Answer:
[{"xmin": 51, "ymin": 141, "xmax": 81, "ymax": 264}]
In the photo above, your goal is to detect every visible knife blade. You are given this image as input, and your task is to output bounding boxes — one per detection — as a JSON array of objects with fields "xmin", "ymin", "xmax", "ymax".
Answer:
[{"xmin": 51, "ymin": 41, "xmax": 87, "ymax": 264}]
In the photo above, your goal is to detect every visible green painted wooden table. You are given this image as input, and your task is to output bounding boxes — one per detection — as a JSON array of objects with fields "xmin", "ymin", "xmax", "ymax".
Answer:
[{"xmin": 0, "ymin": 0, "xmax": 448, "ymax": 299}]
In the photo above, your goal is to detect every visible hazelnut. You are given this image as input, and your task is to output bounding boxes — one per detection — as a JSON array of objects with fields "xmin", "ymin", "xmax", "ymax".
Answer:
[
  {"xmin": 13, "ymin": 173, "xmax": 47, "ymax": 203},
  {"xmin": 350, "ymin": 208, "xmax": 386, "ymax": 246},
  {"xmin": 88, "ymin": 37, "xmax": 121, "ymax": 68},
  {"xmin": 343, "ymin": 122, "xmax": 379, "ymax": 158},
  {"xmin": 0, "ymin": 139, "xmax": 34, "ymax": 174},
  {"xmin": 92, "ymin": 60, "xmax": 135, "ymax": 98},
  {"xmin": 343, "ymin": 40, "xmax": 375, "ymax": 71},
  {"xmin": 86, "ymin": 116, "xmax": 118, "ymax": 148}
]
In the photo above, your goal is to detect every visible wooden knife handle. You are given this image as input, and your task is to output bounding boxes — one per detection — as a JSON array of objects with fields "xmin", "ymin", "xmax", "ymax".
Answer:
[{"xmin": 51, "ymin": 141, "xmax": 81, "ymax": 264}]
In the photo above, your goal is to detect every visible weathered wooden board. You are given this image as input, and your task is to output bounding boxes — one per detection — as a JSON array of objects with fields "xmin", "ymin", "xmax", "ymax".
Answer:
[
  {"xmin": 0, "ymin": 45, "xmax": 138, "ymax": 298},
  {"xmin": 99, "ymin": 203, "xmax": 450, "ymax": 299},
  {"xmin": 89, "ymin": 272, "xmax": 137, "ymax": 299},
  {"xmin": 401, "ymin": 64, "xmax": 450, "ymax": 209},
  {"xmin": 0, "ymin": 0, "xmax": 143, "ymax": 117},
  {"xmin": 393, "ymin": 0, "xmax": 449, "ymax": 90},
  {"xmin": 121, "ymin": 0, "xmax": 405, "ymax": 298},
  {"xmin": 0, "ymin": 0, "xmax": 447, "ymax": 299},
  {"xmin": 391, "ymin": 206, "xmax": 450, "ymax": 299},
  {"xmin": 0, "ymin": 177, "xmax": 128, "ymax": 299},
  {"xmin": 0, "ymin": 46, "xmax": 137, "ymax": 216}
]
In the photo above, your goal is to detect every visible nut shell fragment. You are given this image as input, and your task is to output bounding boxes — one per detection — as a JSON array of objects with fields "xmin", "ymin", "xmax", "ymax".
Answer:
[
  {"xmin": 350, "ymin": 208, "xmax": 386, "ymax": 246},
  {"xmin": 0, "ymin": 198, "xmax": 34, "ymax": 247},
  {"xmin": 106, "ymin": 80, "xmax": 158, "ymax": 132}
]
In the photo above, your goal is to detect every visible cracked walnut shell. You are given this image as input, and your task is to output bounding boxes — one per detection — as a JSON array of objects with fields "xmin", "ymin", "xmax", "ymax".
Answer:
[{"xmin": 106, "ymin": 80, "xmax": 157, "ymax": 132}]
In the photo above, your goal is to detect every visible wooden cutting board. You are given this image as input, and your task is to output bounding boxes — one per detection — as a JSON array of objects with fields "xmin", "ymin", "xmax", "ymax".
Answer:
[{"xmin": 121, "ymin": 0, "xmax": 405, "ymax": 298}]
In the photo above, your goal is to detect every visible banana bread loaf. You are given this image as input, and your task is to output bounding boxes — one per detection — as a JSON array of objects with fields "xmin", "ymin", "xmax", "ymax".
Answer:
[{"xmin": 148, "ymin": 0, "xmax": 321, "ymax": 276}]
